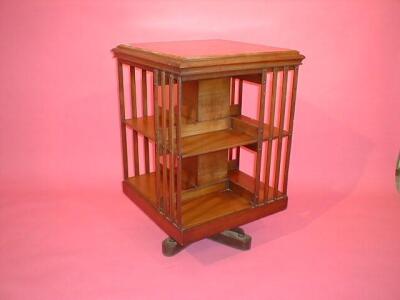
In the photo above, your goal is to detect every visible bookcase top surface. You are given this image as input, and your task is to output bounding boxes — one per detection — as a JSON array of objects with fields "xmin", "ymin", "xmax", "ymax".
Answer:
[
  {"xmin": 124, "ymin": 39, "xmax": 291, "ymax": 58},
  {"xmin": 112, "ymin": 39, "xmax": 304, "ymax": 71}
]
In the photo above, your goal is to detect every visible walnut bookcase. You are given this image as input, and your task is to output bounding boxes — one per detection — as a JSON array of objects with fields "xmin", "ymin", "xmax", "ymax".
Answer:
[{"xmin": 112, "ymin": 40, "xmax": 305, "ymax": 255}]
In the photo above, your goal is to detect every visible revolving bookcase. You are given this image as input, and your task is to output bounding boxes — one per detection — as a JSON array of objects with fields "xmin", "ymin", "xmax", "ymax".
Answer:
[{"xmin": 112, "ymin": 40, "xmax": 305, "ymax": 256}]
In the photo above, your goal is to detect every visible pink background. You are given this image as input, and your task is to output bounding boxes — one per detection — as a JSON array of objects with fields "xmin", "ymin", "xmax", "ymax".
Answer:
[{"xmin": 1, "ymin": 0, "xmax": 399, "ymax": 299}]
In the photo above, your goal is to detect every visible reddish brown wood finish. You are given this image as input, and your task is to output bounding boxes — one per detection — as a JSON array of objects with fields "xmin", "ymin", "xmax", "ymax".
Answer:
[
  {"xmin": 117, "ymin": 61, "xmax": 128, "ymax": 179},
  {"xmin": 113, "ymin": 40, "xmax": 304, "ymax": 248}
]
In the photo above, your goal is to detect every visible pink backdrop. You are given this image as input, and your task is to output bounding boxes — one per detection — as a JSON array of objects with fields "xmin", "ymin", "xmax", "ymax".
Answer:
[{"xmin": 1, "ymin": 0, "xmax": 399, "ymax": 299}]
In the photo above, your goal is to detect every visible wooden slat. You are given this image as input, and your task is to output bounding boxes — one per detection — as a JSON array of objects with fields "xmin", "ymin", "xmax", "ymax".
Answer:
[
  {"xmin": 283, "ymin": 67, "xmax": 299, "ymax": 194},
  {"xmin": 130, "ymin": 66, "xmax": 140, "ymax": 176},
  {"xmin": 176, "ymin": 77, "xmax": 183, "ymax": 226},
  {"xmin": 153, "ymin": 70, "xmax": 162, "ymax": 209},
  {"xmin": 117, "ymin": 61, "xmax": 128, "ymax": 179},
  {"xmin": 161, "ymin": 71, "xmax": 168, "ymax": 214},
  {"xmin": 254, "ymin": 70, "xmax": 267, "ymax": 205},
  {"xmin": 142, "ymin": 69, "xmax": 150, "ymax": 174},
  {"xmin": 273, "ymin": 67, "xmax": 288, "ymax": 197},
  {"xmin": 237, "ymin": 79, "xmax": 243, "ymax": 109},
  {"xmin": 264, "ymin": 68, "xmax": 279, "ymax": 201},
  {"xmin": 169, "ymin": 74, "xmax": 175, "ymax": 220},
  {"xmin": 228, "ymin": 78, "xmax": 236, "ymax": 160},
  {"xmin": 236, "ymin": 79, "xmax": 243, "ymax": 162}
]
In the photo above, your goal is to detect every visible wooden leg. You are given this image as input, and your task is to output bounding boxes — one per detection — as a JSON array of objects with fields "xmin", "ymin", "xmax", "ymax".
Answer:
[
  {"xmin": 208, "ymin": 227, "xmax": 252, "ymax": 250},
  {"xmin": 162, "ymin": 237, "xmax": 185, "ymax": 257}
]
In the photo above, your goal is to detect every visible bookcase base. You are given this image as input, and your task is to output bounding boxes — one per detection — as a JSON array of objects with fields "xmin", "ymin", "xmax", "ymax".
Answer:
[
  {"xmin": 162, "ymin": 227, "xmax": 251, "ymax": 257},
  {"xmin": 123, "ymin": 181, "xmax": 287, "ymax": 249}
]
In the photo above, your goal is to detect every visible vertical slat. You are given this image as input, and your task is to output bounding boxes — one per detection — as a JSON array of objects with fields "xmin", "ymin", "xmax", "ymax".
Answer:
[
  {"xmin": 236, "ymin": 79, "xmax": 243, "ymax": 162},
  {"xmin": 168, "ymin": 74, "xmax": 175, "ymax": 221},
  {"xmin": 228, "ymin": 78, "xmax": 236, "ymax": 161},
  {"xmin": 161, "ymin": 71, "xmax": 168, "ymax": 214},
  {"xmin": 264, "ymin": 68, "xmax": 279, "ymax": 201},
  {"xmin": 254, "ymin": 70, "xmax": 267, "ymax": 205},
  {"xmin": 142, "ymin": 69, "xmax": 150, "ymax": 174},
  {"xmin": 283, "ymin": 67, "xmax": 299, "ymax": 194},
  {"xmin": 273, "ymin": 67, "xmax": 289, "ymax": 197},
  {"xmin": 153, "ymin": 70, "xmax": 162, "ymax": 210},
  {"xmin": 117, "ymin": 61, "xmax": 128, "ymax": 179},
  {"xmin": 175, "ymin": 77, "xmax": 183, "ymax": 227},
  {"xmin": 130, "ymin": 66, "xmax": 140, "ymax": 176}
]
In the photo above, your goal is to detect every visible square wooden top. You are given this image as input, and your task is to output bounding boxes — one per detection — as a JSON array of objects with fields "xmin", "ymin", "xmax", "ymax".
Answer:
[{"xmin": 112, "ymin": 39, "xmax": 304, "ymax": 77}]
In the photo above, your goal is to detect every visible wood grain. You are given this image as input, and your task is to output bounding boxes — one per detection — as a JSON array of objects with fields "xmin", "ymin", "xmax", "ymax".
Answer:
[
  {"xmin": 142, "ymin": 69, "xmax": 150, "ymax": 174},
  {"xmin": 264, "ymin": 68, "xmax": 279, "ymax": 200},
  {"xmin": 254, "ymin": 70, "xmax": 267, "ymax": 204},
  {"xmin": 153, "ymin": 70, "xmax": 161, "ymax": 209},
  {"xmin": 130, "ymin": 66, "xmax": 140, "ymax": 176},
  {"xmin": 113, "ymin": 40, "xmax": 303, "ymax": 247},
  {"xmin": 273, "ymin": 67, "xmax": 289, "ymax": 198},
  {"xmin": 117, "ymin": 61, "xmax": 128, "ymax": 179},
  {"xmin": 283, "ymin": 67, "xmax": 299, "ymax": 194}
]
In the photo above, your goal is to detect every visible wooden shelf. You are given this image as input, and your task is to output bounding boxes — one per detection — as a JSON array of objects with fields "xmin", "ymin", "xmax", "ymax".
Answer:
[
  {"xmin": 124, "ymin": 115, "xmax": 287, "ymax": 157},
  {"xmin": 232, "ymin": 115, "xmax": 289, "ymax": 140},
  {"xmin": 182, "ymin": 189, "xmax": 250, "ymax": 228},
  {"xmin": 229, "ymin": 170, "xmax": 285, "ymax": 202},
  {"xmin": 182, "ymin": 128, "xmax": 256, "ymax": 157},
  {"xmin": 126, "ymin": 172, "xmax": 157, "ymax": 205},
  {"xmin": 124, "ymin": 116, "xmax": 156, "ymax": 140},
  {"xmin": 126, "ymin": 172, "xmax": 251, "ymax": 229},
  {"xmin": 125, "ymin": 170, "xmax": 286, "ymax": 231}
]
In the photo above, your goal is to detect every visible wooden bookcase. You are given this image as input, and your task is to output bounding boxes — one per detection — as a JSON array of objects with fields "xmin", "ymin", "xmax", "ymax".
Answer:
[{"xmin": 112, "ymin": 40, "xmax": 305, "ymax": 255}]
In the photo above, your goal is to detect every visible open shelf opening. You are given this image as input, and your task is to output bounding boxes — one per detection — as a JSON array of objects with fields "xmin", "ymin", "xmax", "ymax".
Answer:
[
  {"xmin": 120, "ymin": 66, "xmax": 296, "ymax": 233},
  {"xmin": 125, "ymin": 169, "xmax": 285, "ymax": 229}
]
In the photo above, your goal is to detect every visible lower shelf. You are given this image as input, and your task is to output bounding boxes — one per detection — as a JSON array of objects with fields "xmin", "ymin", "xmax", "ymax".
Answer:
[
  {"xmin": 182, "ymin": 189, "xmax": 250, "ymax": 228},
  {"xmin": 123, "ymin": 174, "xmax": 287, "ymax": 245},
  {"xmin": 125, "ymin": 171, "xmax": 285, "ymax": 228},
  {"xmin": 126, "ymin": 173, "xmax": 250, "ymax": 228}
]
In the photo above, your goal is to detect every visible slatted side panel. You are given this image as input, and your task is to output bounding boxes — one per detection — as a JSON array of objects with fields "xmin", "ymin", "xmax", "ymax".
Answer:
[
  {"xmin": 168, "ymin": 74, "xmax": 176, "ymax": 220},
  {"xmin": 282, "ymin": 66, "xmax": 299, "ymax": 194},
  {"xmin": 119, "ymin": 65, "xmax": 153, "ymax": 179},
  {"xmin": 142, "ymin": 69, "xmax": 150, "ymax": 174},
  {"xmin": 153, "ymin": 70, "xmax": 162, "ymax": 209},
  {"xmin": 153, "ymin": 71, "xmax": 181, "ymax": 224},
  {"xmin": 117, "ymin": 63, "xmax": 182, "ymax": 226},
  {"xmin": 261, "ymin": 66, "xmax": 297, "ymax": 203},
  {"xmin": 175, "ymin": 77, "xmax": 183, "ymax": 226}
]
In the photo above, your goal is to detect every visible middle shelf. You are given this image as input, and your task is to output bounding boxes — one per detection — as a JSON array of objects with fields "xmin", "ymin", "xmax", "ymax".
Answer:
[{"xmin": 124, "ymin": 115, "xmax": 289, "ymax": 158}]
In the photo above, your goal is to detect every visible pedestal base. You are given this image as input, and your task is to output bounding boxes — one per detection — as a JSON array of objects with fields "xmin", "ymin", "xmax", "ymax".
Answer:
[{"xmin": 162, "ymin": 227, "xmax": 252, "ymax": 256}]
